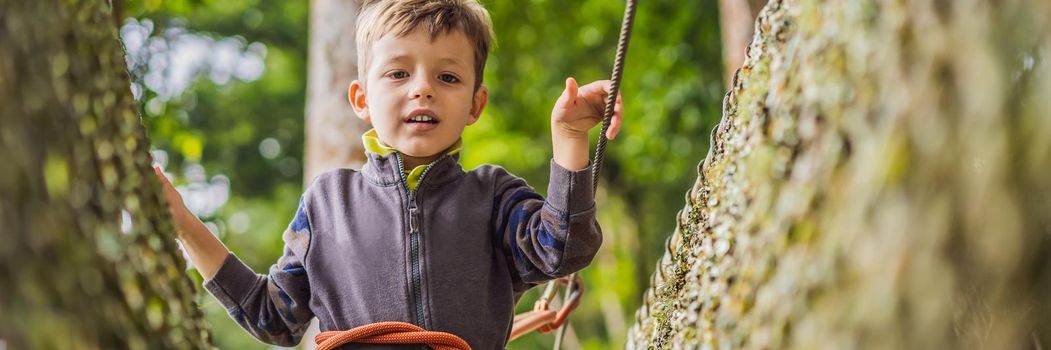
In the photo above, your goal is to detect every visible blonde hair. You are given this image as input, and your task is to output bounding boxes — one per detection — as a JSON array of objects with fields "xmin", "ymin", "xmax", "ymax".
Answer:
[{"xmin": 356, "ymin": 0, "xmax": 495, "ymax": 90}]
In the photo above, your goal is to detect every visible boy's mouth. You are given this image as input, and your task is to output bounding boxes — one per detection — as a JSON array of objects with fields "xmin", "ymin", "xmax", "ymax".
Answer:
[{"xmin": 404, "ymin": 109, "xmax": 440, "ymax": 124}]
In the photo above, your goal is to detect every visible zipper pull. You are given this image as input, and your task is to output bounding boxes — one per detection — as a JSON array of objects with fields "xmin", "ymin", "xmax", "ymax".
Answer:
[{"xmin": 408, "ymin": 195, "xmax": 419, "ymax": 233}]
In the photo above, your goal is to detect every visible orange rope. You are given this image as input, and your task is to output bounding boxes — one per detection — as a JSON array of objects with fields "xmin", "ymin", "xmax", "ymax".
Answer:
[
  {"xmin": 316, "ymin": 278, "xmax": 582, "ymax": 347},
  {"xmin": 315, "ymin": 321, "xmax": 471, "ymax": 350},
  {"xmin": 510, "ymin": 310, "xmax": 557, "ymax": 341}
]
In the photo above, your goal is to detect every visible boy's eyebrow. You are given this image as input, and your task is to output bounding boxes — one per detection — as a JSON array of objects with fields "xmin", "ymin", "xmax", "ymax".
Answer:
[
  {"xmin": 379, "ymin": 55, "xmax": 467, "ymax": 69},
  {"xmin": 436, "ymin": 57, "xmax": 465, "ymax": 66}
]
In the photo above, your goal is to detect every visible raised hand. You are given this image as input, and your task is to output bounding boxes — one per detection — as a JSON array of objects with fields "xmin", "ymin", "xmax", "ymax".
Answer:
[{"xmin": 551, "ymin": 77, "xmax": 623, "ymax": 140}]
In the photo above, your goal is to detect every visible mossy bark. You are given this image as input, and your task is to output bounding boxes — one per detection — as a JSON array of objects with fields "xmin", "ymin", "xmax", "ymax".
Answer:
[
  {"xmin": 0, "ymin": 1, "xmax": 212, "ymax": 348},
  {"xmin": 630, "ymin": 0, "xmax": 1051, "ymax": 348}
]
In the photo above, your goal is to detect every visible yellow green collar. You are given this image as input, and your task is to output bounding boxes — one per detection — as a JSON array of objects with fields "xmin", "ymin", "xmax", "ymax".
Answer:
[{"xmin": 361, "ymin": 129, "xmax": 461, "ymax": 190}]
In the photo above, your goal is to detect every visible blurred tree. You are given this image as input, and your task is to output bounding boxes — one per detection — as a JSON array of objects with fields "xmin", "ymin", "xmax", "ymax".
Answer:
[
  {"xmin": 0, "ymin": 0, "xmax": 211, "ymax": 348},
  {"xmin": 300, "ymin": 1, "xmax": 367, "ymax": 347},
  {"xmin": 719, "ymin": 0, "xmax": 766, "ymax": 85},
  {"xmin": 718, "ymin": 0, "xmax": 769, "ymax": 85},
  {"xmin": 305, "ymin": 0, "xmax": 368, "ymax": 183}
]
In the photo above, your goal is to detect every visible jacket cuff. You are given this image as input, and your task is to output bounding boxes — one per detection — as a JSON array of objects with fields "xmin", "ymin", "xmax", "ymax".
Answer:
[
  {"xmin": 546, "ymin": 159, "xmax": 595, "ymax": 214},
  {"xmin": 203, "ymin": 253, "xmax": 262, "ymax": 308}
]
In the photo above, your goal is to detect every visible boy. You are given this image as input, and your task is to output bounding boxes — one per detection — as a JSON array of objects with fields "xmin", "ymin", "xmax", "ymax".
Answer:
[{"xmin": 158, "ymin": 0, "xmax": 623, "ymax": 348}]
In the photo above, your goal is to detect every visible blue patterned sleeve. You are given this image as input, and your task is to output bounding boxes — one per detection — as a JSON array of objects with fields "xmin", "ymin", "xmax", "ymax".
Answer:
[
  {"xmin": 203, "ymin": 197, "xmax": 315, "ymax": 347},
  {"xmin": 492, "ymin": 160, "xmax": 602, "ymax": 285}
]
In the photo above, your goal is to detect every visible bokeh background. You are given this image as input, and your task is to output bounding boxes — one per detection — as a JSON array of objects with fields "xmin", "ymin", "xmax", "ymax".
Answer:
[{"xmin": 123, "ymin": 0, "xmax": 726, "ymax": 348}]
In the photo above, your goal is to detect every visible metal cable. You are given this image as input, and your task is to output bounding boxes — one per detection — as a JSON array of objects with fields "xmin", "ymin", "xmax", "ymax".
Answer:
[
  {"xmin": 591, "ymin": 0, "xmax": 639, "ymax": 193},
  {"xmin": 551, "ymin": 1, "xmax": 640, "ymax": 349}
]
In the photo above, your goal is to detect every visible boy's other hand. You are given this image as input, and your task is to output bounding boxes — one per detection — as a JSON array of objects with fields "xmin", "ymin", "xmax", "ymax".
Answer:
[
  {"xmin": 551, "ymin": 77, "xmax": 623, "ymax": 140},
  {"xmin": 153, "ymin": 166, "xmax": 230, "ymax": 279},
  {"xmin": 153, "ymin": 166, "xmax": 193, "ymax": 234}
]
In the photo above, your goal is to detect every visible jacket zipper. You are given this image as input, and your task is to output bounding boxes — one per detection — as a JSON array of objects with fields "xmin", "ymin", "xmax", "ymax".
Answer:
[{"xmin": 394, "ymin": 153, "xmax": 446, "ymax": 329}]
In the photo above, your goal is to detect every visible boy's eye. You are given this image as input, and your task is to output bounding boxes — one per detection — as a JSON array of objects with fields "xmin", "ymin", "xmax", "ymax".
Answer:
[
  {"xmin": 438, "ymin": 74, "xmax": 460, "ymax": 83},
  {"xmin": 389, "ymin": 71, "xmax": 408, "ymax": 79}
]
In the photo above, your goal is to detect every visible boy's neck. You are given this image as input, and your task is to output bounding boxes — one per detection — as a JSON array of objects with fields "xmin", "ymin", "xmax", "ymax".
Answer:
[
  {"xmin": 399, "ymin": 153, "xmax": 442, "ymax": 170},
  {"xmin": 393, "ymin": 138, "xmax": 463, "ymax": 171}
]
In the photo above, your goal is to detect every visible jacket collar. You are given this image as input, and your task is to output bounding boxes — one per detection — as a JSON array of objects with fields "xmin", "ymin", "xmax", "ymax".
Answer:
[{"xmin": 359, "ymin": 130, "xmax": 465, "ymax": 189}]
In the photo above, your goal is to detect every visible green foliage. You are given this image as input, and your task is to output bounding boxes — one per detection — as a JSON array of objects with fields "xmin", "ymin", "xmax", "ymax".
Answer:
[
  {"xmin": 475, "ymin": 1, "xmax": 724, "ymax": 347},
  {"xmin": 129, "ymin": 0, "xmax": 725, "ymax": 348},
  {"xmin": 127, "ymin": 1, "xmax": 309, "ymax": 348}
]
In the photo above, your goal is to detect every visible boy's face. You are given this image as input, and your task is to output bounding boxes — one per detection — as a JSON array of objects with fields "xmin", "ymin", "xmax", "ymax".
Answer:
[{"xmin": 349, "ymin": 26, "xmax": 487, "ymax": 159}]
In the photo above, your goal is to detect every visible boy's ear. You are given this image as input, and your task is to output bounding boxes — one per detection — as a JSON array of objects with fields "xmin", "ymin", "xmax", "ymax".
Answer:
[
  {"xmin": 467, "ymin": 85, "xmax": 488, "ymax": 125},
  {"xmin": 348, "ymin": 80, "xmax": 370, "ymax": 122}
]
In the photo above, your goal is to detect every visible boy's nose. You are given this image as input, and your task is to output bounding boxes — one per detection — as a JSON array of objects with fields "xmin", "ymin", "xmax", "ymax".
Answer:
[{"xmin": 410, "ymin": 79, "xmax": 434, "ymax": 99}]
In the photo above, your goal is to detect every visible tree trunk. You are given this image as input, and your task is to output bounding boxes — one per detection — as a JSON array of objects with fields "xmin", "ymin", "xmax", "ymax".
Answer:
[
  {"xmin": 0, "ymin": 1, "xmax": 211, "ymax": 349},
  {"xmin": 630, "ymin": 0, "xmax": 1051, "ymax": 348},
  {"xmin": 301, "ymin": 0, "xmax": 364, "ymax": 347},
  {"xmin": 304, "ymin": 0, "xmax": 368, "ymax": 185},
  {"xmin": 718, "ymin": 0, "xmax": 762, "ymax": 87}
]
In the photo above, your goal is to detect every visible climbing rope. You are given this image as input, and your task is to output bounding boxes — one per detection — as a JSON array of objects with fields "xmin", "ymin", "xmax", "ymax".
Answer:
[
  {"xmin": 315, "ymin": 322, "xmax": 470, "ymax": 350},
  {"xmin": 316, "ymin": 0, "xmax": 639, "ymax": 348}
]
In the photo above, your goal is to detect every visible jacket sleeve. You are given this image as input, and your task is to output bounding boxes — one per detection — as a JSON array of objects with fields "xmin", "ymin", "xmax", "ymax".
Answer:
[
  {"xmin": 492, "ymin": 159, "xmax": 603, "ymax": 285},
  {"xmin": 202, "ymin": 197, "xmax": 314, "ymax": 347}
]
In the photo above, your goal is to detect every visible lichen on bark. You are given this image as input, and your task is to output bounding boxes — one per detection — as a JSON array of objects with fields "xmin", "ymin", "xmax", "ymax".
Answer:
[
  {"xmin": 629, "ymin": 0, "xmax": 1051, "ymax": 348},
  {"xmin": 0, "ymin": 1, "xmax": 212, "ymax": 348}
]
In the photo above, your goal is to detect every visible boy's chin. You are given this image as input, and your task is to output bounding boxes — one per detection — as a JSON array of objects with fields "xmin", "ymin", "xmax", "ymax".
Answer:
[
  {"xmin": 394, "ymin": 137, "xmax": 460, "ymax": 159},
  {"xmin": 401, "ymin": 150, "xmax": 443, "ymax": 159},
  {"xmin": 403, "ymin": 142, "xmax": 463, "ymax": 159},
  {"xmin": 398, "ymin": 146, "xmax": 444, "ymax": 159}
]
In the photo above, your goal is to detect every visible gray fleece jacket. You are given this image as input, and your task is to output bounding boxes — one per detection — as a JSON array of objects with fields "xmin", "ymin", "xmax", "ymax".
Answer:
[{"xmin": 203, "ymin": 150, "xmax": 602, "ymax": 349}]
